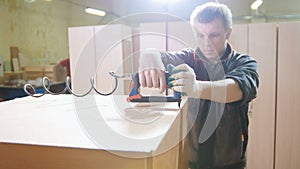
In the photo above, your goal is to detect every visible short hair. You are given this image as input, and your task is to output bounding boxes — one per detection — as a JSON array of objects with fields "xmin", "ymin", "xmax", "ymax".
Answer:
[{"xmin": 190, "ymin": 2, "xmax": 232, "ymax": 30}]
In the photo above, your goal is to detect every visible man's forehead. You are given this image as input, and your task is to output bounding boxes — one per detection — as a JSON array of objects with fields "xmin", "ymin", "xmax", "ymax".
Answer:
[{"xmin": 192, "ymin": 19, "xmax": 226, "ymax": 34}]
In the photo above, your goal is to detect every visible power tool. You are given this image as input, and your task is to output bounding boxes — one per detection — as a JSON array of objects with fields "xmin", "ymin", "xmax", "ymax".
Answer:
[{"xmin": 127, "ymin": 64, "xmax": 182, "ymax": 107}]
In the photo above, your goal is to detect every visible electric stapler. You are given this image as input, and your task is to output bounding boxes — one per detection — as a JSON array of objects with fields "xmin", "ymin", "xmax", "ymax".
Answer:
[{"xmin": 127, "ymin": 64, "xmax": 182, "ymax": 107}]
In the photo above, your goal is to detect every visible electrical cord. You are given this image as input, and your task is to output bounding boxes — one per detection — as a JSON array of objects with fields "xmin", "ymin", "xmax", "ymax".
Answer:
[{"xmin": 23, "ymin": 72, "xmax": 125, "ymax": 97}]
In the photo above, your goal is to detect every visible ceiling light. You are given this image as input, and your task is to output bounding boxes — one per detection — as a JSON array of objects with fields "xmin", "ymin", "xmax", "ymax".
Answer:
[
  {"xmin": 251, "ymin": 0, "xmax": 263, "ymax": 10},
  {"xmin": 85, "ymin": 8, "xmax": 106, "ymax": 17},
  {"xmin": 25, "ymin": 0, "xmax": 36, "ymax": 3},
  {"xmin": 24, "ymin": 0, "xmax": 52, "ymax": 3},
  {"xmin": 154, "ymin": 0, "xmax": 179, "ymax": 5}
]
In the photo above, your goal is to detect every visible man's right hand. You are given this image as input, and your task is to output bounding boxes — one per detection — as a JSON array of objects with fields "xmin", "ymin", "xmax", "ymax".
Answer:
[
  {"xmin": 138, "ymin": 48, "xmax": 166, "ymax": 93},
  {"xmin": 138, "ymin": 68, "xmax": 166, "ymax": 93}
]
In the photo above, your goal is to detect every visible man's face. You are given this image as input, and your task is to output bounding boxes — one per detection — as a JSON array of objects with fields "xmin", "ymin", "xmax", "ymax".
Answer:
[{"xmin": 193, "ymin": 18, "xmax": 231, "ymax": 62}]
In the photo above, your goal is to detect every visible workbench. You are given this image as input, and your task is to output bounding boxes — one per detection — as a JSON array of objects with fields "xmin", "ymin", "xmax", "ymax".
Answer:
[
  {"xmin": 0, "ymin": 82, "xmax": 66, "ymax": 101},
  {"xmin": 0, "ymin": 94, "xmax": 189, "ymax": 169}
]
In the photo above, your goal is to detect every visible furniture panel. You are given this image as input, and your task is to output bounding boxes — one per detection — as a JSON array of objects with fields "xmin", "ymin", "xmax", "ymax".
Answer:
[
  {"xmin": 0, "ymin": 95, "xmax": 188, "ymax": 169},
  {"xmin": 68, "ymin": 26, "xmax": 96, "ymax": 94},
  {"xmin": 247, "ymin": 23, "xmax": 277, "ymax": 169},
  {"xmin": 94, "ymin": 25, "xmax": 132, "ymax": 95},
  {"xmin": 68, "ymin": 25, "xmax": 132, "ymax": 95},
  {"xmin": 167, "ymin": 21, "xmax": 197, "ymax": 51},
  {"xmin": 229, "ymin": 24, "xmax": 248, "ymax": 54},
  {"xmin": 275, "ymin": 22, "xmax": 300, "ymax": 169}
]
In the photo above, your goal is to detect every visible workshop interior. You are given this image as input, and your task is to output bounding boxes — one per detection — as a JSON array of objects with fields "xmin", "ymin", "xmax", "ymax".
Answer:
[{"xmin": 0, "ymin": 0, "xmax": 299, "ymax": 169}]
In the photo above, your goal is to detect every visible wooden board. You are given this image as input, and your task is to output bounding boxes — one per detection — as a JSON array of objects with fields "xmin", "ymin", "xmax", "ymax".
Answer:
[
  {"xmin": 275, "ymin": 21, "xmax": 300, "ymax": 169},
  {"xmin": 0, "ymin": 95, "xmax": 188, "ymax": 169}
]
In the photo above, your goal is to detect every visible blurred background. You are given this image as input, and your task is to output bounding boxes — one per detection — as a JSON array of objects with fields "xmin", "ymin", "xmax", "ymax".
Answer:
[{"xmin": 0, "ymin": 0, "xmax": 300, "ymax": 66}]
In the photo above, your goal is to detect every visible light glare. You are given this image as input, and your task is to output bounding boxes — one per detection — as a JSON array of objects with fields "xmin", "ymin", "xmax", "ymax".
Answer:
[
  {"xmin": 154, "ymin": 0, "xmax": 179, "ymax": 5},
  {"xmin": 85, "ymin": 8, "xmax": 106, "ymax": 17},
  {"xmin": 251, "ymin": 0, "xmax": 263, "ymax": 10}
]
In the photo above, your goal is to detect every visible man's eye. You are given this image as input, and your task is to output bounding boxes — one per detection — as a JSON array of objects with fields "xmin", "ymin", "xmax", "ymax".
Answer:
[
  {"xmin": 210, "ymin": 34, "xmax": 219, "ymax": 39},
  {"xmin": 198, "ymin": 34, "xmax": 205, "ymax": 38}
]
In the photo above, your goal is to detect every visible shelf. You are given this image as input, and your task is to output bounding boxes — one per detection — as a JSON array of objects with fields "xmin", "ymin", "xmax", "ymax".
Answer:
[{"xmin": 4, "ymin": 71, "xmax": 24, "ymax": 75}]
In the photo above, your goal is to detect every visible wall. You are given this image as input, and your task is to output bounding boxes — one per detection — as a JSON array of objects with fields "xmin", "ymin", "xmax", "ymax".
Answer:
[
  {"xmin": 0, "ymin": 0, "xmax": 20, "ymax": 63},
  {"xmin": 0, "ymin": 0, "xmax": 103, "ymax": 67}
]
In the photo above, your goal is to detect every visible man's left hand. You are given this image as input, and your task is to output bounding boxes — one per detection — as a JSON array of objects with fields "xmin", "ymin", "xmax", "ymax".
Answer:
[{"xmin": 168, "ymin": 64, "xmax": 202, "ymax": 98}]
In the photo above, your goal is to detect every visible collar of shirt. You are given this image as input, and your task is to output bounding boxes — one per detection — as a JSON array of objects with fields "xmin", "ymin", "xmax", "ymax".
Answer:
[{"xmin": 194, "ymin": 43, "xmax": 233, "ymax": 64}]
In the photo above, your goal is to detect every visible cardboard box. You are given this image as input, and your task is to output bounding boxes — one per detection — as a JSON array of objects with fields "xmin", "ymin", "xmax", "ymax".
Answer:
[
  {"xmin": 23, "ymin": 66, "xmax": 44, "ymax": 80},
  {"xmin": 23, "ymin": 65, "xmax": 67, "ymax": 82},
  {"xmin": 10, "ymin": 47, "xmax": 20, "ymax": 72}
]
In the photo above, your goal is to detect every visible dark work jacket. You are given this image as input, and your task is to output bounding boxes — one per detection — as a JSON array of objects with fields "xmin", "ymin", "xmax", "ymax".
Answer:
[{"xmin": 161, "ymin": 44, "xmax": 259, "ymax": 169}]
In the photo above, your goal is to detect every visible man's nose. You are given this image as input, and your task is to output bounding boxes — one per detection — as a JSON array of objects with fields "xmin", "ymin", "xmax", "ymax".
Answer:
[{"xmin": 203, "ymin": 36, "xmax": 213, "ymax": 47}]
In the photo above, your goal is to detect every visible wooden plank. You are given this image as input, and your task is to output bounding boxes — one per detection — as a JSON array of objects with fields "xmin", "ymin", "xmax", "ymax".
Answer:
[
  {"xmin": 229, "ymin": 24, "xmax": 248, "ymax": 54},
  {"xmin": 0, "ymin": 95, "xmax": 188, "ymax": 169},
  {"xmin": 275, "ymin": 21, "xmax": 300, "ymax": 169},
  {"xmin": 68, "ymin": 26, "xmax": 96, "ymax": 94},
  {"xmin": 0, "ymin": 143, "xmax": 147, "ymax": 169},
  {"xmin": 247, "ymin": 23, "xmax": 277, "ymax": 169}
]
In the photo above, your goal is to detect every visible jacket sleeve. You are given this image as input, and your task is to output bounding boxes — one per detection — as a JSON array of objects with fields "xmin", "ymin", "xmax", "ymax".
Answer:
[
  {"xmin": 160, "ymin": 49, "xmax": 195, "ymax": 68},
  {"xmin": 225, "ymin": 54, "xmax": 259, "ymax": 106}
]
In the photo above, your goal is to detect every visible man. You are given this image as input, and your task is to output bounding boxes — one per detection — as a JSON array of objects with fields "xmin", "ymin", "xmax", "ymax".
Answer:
[{"xmin": 138, "ymin": 2, "xmax": 259, "ymax": 169}]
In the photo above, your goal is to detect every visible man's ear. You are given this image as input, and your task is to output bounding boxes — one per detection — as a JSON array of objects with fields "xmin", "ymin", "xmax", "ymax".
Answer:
[{"xmin": 226, "ymin": 28, "xmax": 232, "ymax": 39}]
